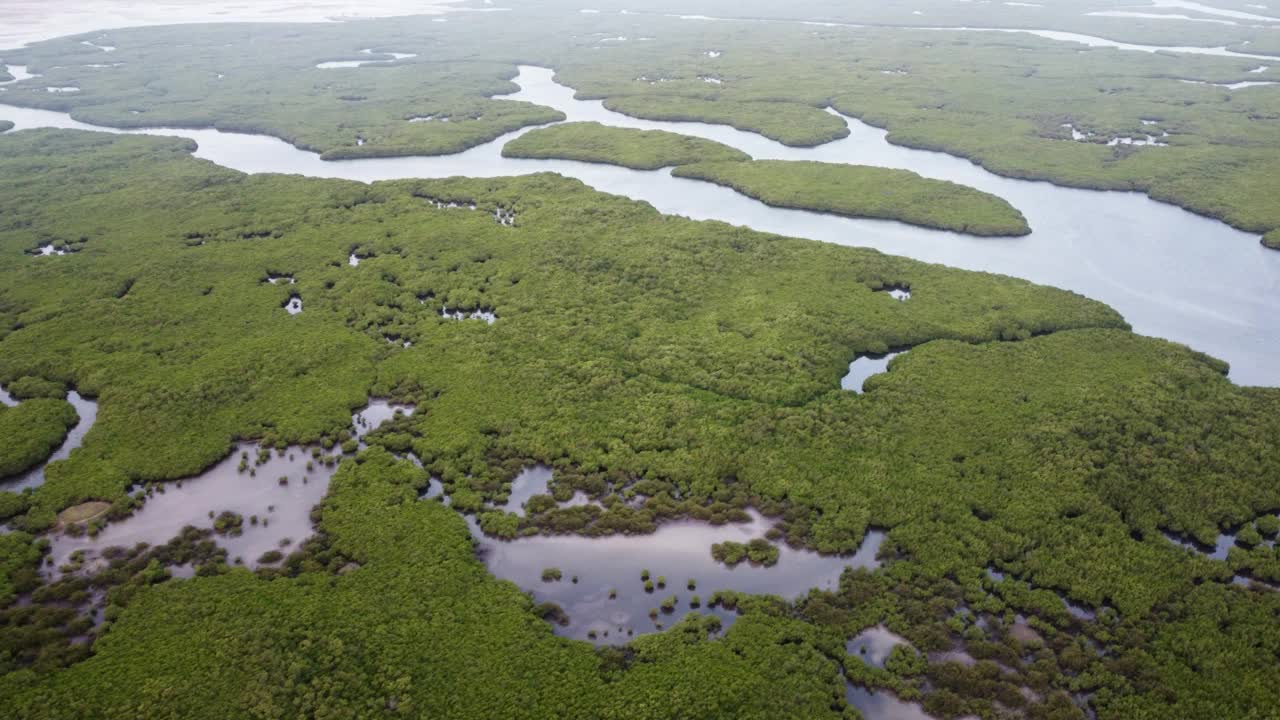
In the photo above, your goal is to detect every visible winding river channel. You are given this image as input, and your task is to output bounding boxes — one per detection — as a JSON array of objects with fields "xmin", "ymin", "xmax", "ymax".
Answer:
[{"xmin": 3, "ymin": 64, "xmax": 1279, "ymax": 386}]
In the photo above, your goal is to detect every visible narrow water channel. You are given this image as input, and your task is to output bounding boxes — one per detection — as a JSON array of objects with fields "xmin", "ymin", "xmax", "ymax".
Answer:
[{"xmin": 0, "ymin": 390, "xmax": 98, "ymax": 492}]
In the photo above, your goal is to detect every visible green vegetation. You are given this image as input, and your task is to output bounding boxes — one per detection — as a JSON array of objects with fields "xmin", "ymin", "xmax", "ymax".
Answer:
[
  {"xmin": 507, "ymin": 127, "xmax": 1028, "ymax": 235},
  {"xmin": 6, "ymin": 377, "xmax": 68, "ymax": 400},
  {"xmin": 0, "ymin": 397, "xmax": 78, "ymax": 479},
  {"xmin": 541, "ymin": 566, "xmax": 563, "ymax": 582},
  {"xmin": 0, "ymin": 130, "xmax": 1277, "ymax": 716},
  {"xmin": 3, "ymin": 6, "xmax": 1278, "ymax": 241},
  {"xmin": 0, "ymin": 121, "xmax": 13, "ymax": 133},
  {"xmin": 675, "ymin": 160, "xmax": 1031, "ymax": 236},
  {"xmin": 1264, "ymin": 229, "xmax": 1280, "ymax": 250},
  {"xmin": 0, "ymin": 532, "xmax": 39, "ymax": 605},
  {"xmin": 601, "ymin": 96, "xmax": 849, "ymax": 148},
  {"xmin": 711, "ymin": 539, "xmax": 780, "ymax": 567},
  {"xmin": 502, "ymin": 122, "xmax": 748, "ymax": 169},
  {"xmin": 1257, "ymin": 515, "xmax": 1279, "ymax": 538},
  {"xmin": 256, "ymin": 550, "xmax": 284, "ymax": 564},
  {"xmin": 211, "ymin": 511, "xmax": 243, "ymax": 536},
  {"xmin": 2, "ymin": 451, "xmax": 853, "ymax": 718}
]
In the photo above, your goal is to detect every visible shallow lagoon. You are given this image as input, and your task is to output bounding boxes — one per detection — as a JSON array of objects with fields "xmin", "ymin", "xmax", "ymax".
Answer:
[
  {"xmin": 43, "ymin": 399, "xmax": 412, "ymax": 577},
  {"xmin": 467, "ymin": 507, "xmax": 885, "ymax": 643},
  {"xmin": 47, "ymin": 440, "xmax": 337, "ymax": 578}
]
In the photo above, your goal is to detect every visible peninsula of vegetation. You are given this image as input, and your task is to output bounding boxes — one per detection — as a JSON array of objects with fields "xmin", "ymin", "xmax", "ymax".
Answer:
[
  {"xmin": 0, "ymin": 398, "xmax": 77, "ymax": 479},
  {"xmin": 601, "ymin": 96, "xmax": 851, "ymax": 148},
  {"xmin": 674, "ymin": 160, "xmax": 1032, "ymax": 236},
  {"xmin": 0, "ymin": 121, "xmax": 13, "ymax": 133},
  {"xmin": 501, "ymin": 122, "xmax": 748, "ymax": 169},
  {"xmin": 503, "ymin": 125, "xmax": 1029, "ymax": 235}
]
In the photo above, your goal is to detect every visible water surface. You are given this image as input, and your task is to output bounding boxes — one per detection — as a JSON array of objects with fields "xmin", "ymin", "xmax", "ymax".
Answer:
[
  {"xmin": 842, "ymin": 352, "xmax": 902, "ymax": 393},
  {"xmin": 469, "ymin": 507, "xmax": 884, "ymax": 643},
  {"xmin": 44, "ymin": 399, "xmax": 412, "ymax": 577},
  {"xmin": 48, "ymin": 441, "xmax": 336, "ymax": 577}
]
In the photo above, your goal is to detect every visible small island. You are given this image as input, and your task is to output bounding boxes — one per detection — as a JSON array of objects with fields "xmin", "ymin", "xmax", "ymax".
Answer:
[
  {"xmin": 502, "ymin": 122, "xmax": 748, "ymax": 169},
  {"xmin": 603, "ymin": 96, "xmax": 851, "ymax": 147},
  {"xmin": 673, "ymin": 159, "xmax": 1032, "ymax": 237}
]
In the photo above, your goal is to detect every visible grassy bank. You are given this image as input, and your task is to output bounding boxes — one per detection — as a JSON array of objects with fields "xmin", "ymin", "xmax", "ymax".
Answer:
[{"xmin": 674, "ymin": 159, "xmax": 1031, "ymax": 236}]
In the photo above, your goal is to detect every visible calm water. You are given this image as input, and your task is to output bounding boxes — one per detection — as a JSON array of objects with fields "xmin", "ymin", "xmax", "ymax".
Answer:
[
  {"xmin": 500, "ymin": 464, "xmax": 554, "ymax": 515},
  {"xmin": 842, "ymin": 351, "xmax": 903, "ymax": 393},
  {"xmin": 44, "ymin": 399, "xmax": 407, "ymax": 577},
  {"xmin": 847, "ymin": 625, "xmax": 909, "ymax": 668},
  {"xmin": 4, "ymin": 65, "xmax": 1276, "ymax": 385},
  {"xmin": 467, "ymin": 506, "xmax": 885, "ymax": 643},
  {"xmin": 48, "ymin": 441, "xmax": 337, "ymax": 577}
]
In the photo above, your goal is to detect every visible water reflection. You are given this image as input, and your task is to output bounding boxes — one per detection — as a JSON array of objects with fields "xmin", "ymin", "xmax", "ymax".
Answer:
[
  {"xmin": 845, "ymin": 684, "xmax": 938, "ymax": 720},
  {"xmin": 847, "ymin": 625, "xmax": 909, "ymax": 668},
  {"xmin": 45, "ymin": 399, "xmax": 412, "ymax": 577},
  {"xmin": 842, "ymin": 351, "xmax": 902, "ymax": 393},
  {"xmin": 1162, "ymin": 522, "xmax": 1280, "ymax": 590},
  {"xmin": 500, "ymin": 464, "xmax": 553, "ymax": 515},
  {"xmin": 352, "ymin": 398, "xmax": 414, "ymax": 440},
  {"xmin": 471, "ymin": 508, "xmax": 885, "ymax": 643},
  {"xmin": 48, "ymin": 441, "xmax": 337, "ymax": 577}
]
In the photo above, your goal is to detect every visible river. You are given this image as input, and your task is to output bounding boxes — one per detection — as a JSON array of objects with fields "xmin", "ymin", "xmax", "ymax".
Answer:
[{"xmin": 4, "ymin": 64, "xmax": 1278, "ymax": 385}]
